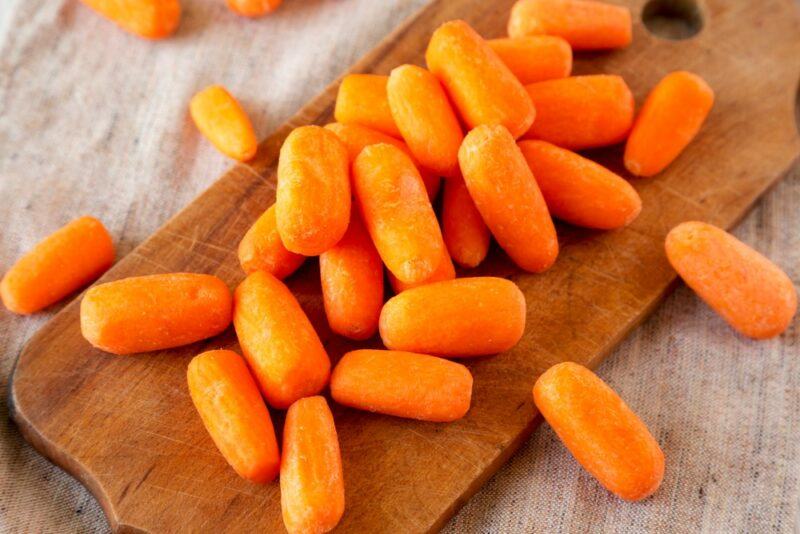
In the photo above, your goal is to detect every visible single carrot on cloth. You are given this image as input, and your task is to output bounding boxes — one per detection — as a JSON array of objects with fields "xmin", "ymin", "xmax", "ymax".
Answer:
[
  {"xmin": 379, "ymin": 277, "xmax": 526, "ymax": 357},
  {"xmin": 518, "ymin": 140, "xmax": 641, "ymax": 229},
  {"xmin": 459, "ymin": 125, "xmax": 558, "ymax": 273},
  {"xmin": 508, "ymin": 0, "xmax": 632, "ymax": 50},
  {"xmin": 276, "ymin": 125, "xmax": 350, "ymax": 255},
  {"xmin": 442, "ymin": 175, "xmax": 491, "ymax": 269},
  {"xmin": 227, "ymin": 0, "xmax": 281, "ymax": 17},
  {"xmin": 190, "ymin": 85, "xmax": 258, "ymax": 162},
  {"xmin": 523, "ymin": 75, "xmax": 634, "ymax": 149},
  {"xmin": 2, "ymin": 216, "xmax": 114, "ymax": 314},
  {"xmin": 80, "ymin": 0, "xmax": 181, "ymax": 39},
  {"xmin": 281, "ymin": 396, "xmax": 344, "ymax": 534},
  {"xmin": 324, "ymin": 122, "xmax": 441, "ymax": 201},
  {"xmin": 625, "ymin": 71, "xmax": 715, "ymax": 177},
  {"xmin": 80, "ymin": 273, "xmax": 232, "ymax": 355},
  {"xmin": 426, "ymin": 20, "xmax": 535, "ymax": 138},
  {"xmin": 488, "ymin": 36, "xmax": 572, "ymax": 84},
  {"xmin": 353, "ymin": 143, "xmax": 447, "ymax": 285},
  {"xmin": 331, "ymin": 349, "xmax": 473, "ymax": 422},
  {"xmin": 187, "ymin": 350, "xmax": 280, "ymax": 483},
  {"xmin": 534, "ymin": 362, "xmax": 664, "ymax": 501},
  {"xmin": 665, "ymin": 221, "xmax": 797, "ymax": 339},
  {"xmin": 320, "ymin": 212, "xmax": 384, "ymax": 340},
  {"xmin": 334, "ymin": 74, "xmax": 401, "ymax": 138},
  {"xmin": 387, "ymin": 64, "xmax": 463, "ymax": 178},
  {"xmin": 233, "ymin": 271, "xmax": 331, "ymax": 408},
  {"xmin": 238, "ymin": 204, "xmax": 305, "ymax": 279}
]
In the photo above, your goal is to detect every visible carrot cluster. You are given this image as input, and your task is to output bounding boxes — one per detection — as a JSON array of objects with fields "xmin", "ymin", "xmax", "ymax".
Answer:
[{"xmin": 5, "ymin": 0, "xmax": 797, "ymax": 529}]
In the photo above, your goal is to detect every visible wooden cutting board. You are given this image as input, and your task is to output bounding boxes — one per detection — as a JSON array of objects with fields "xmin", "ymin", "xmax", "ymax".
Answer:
[{"xmin": 9, "ymin": 0, "xmax": 800, "ymax": 532}]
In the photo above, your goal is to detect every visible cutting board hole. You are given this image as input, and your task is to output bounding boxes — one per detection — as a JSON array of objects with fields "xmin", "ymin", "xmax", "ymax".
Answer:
[{"xmin": 642, "ymin": 0, "xmax": 703, "ymax": 40}]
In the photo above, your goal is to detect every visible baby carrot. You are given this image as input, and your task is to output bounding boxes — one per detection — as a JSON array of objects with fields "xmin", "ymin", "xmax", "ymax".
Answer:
[
  {"xmin": 334, "ymin": 74, "xmax": 401, "ymax": 138},
  {"xmin": 625, "ymin": 71, "xmax": 715, "ymax": 177},
  {"xmin": 80, "ymin": 0, "xmax": 181, "ymax": 39},
  {"xmin": 665, "ymin": 222, "xmax": 797, "ymax": 339},
  {"xmin": 190, "ymin": 85, "xmax": 258, "ymax": 162},
  {"xmin": 518, "ymin": 140, "xmax": 641, "ymax": 229},
  {"xmin": 379, "ymin": 277, "xmax": 526, "ymax": 357},
  {"xmin": 353, "ymin": 143, "xmax": 447, "ymax": 285},
  {"xmin": 324, "ymin": 122, "xmax": 441, "ymax": 201},
  {"xmin": 459, "ymin": 125, "xmax": 558, "ymax": 273},
  {"xmin": 534, "ymin": 362, "xmax": 664, "ymax": 501},
  {"xmin": 488, "ymin": 36, "xmax": 572, "ymax": 84},
  {"xmin": 281, "ymin": 396, "xmax": 344, "ymax": 534},
  {"xmin": 187, "ymin": 350, "xmax": 280, "ymax": 483},
  {"xmin": 1, "ymin": 216, "xmax": 114, "ymax": 314},
  {"xmin": 523, "ymin": 75, "xmax": 634, "ymax": 149},
  {"xmin": 233, "ymin": 271, "xmax": 330, "ymax": 408},
  {"xmin": 508, "ymin": 0, "xmax": 632, "ymax": 50},
  {"xmin": 276, "ymin": 126, "xmax": 350, "ymax": 255},
  {"xmin": 227, "ymin": 0, "xmax": 281, "ymax": 17},
  {"xmin": 238, "ymin": 204, "xmax": 305, "ymax": 279},
  {"xmin": 442, "ymin": 175, "xmax": 491, "ymax": 269},
  {"xmin": 387, "ymin": 65, "xmax": 463, "ymax": 178},
  {"xmin": 388, "ymin": 248, "xmax": 455, "ymax": 294},
  {"xmin": 331, "ymin": 349, "xmax": 473, "ymax": 422},
  {"xmin": 320, "ymin": 213, "xmax": 384, "ymax": 340},
  {"xmin": 325, "ymin": 122, "xmax": 408, "ymax": 161},
  {"xmin": 80, "ymin": 273, "xmax": 232, "ymax": 355},
  {"xmin": 426, "ymin": 20, "xmax": 535, "ymax": 139}
]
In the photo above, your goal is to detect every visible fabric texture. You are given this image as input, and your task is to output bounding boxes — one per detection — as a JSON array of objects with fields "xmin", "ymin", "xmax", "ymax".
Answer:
[{"xmin": 0, "ymin": 1, "xmax": 798, "ymax": 532}]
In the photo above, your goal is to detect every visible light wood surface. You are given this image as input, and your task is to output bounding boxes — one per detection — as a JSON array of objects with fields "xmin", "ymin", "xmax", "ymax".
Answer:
[{"xmin": 8, "ymin": 0, "xmax": 800, "ymax": 532}]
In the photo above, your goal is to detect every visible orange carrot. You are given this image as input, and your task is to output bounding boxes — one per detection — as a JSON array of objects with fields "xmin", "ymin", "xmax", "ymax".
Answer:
[
  {"xmin": 227, "ymin": 0, "xmax": 281, "ymax": 17},
  {"xmin": 533, "ymin": 362, "xmax": 664, "ymax": 501},
  {"xmin": 508, "ymin": 0, "xmax": 632, "ymax": 50},
  {"xmin": 276, "ymin": 126, "xmax": 350, "ymax": 255},
  {"xmin": 426, "ymin": 20, "xmax": 535, "ymax": 138},
  {"xmin": 80, "ymin": 0, "xmax": 181, "ymax": 39},
  {"xmin": 233, "ymin": 271, "xmax": 330, "ymax": 408},
  {"xmin": 324, "ymin": 122, "xmax": 441, "ymax": 201},
  {"xmin": 281, "ymin": 396, "xmax": 344, "ymax": 534},
  {"xmin": 665, "ymin": 222, "xmax": 797, "ymax": 339},
  {"xmin": 442, "ymin": 175, "xmax": 491, "ymax": 269},
  {"xmin": 331, "ymin": 349, "xmax": 473, "ymax": 422},
  {"xmin": 320, "ymin": 213, "xmax": 384, "ymax": 340},
  {"xmin": 388, "ymin": 247, "xmax": 455, "ymax": 294},
  {"xmin": 353, "ymin": 143, "xmax": 447, "ymax": 285},
  {"xmin": 80, "ymin": 273, "xmax": 232, "ymax": 355},
  {"xmin": 190, "ymin": 85, "xmax": 258, "ymax": 162},
  {"xmin": 523, "ymin": 75, "xmax": 634, "ymax": 150},
  {"xmin": 387, "ymin": 64, "xmax": 464, "ymax": 178},
  {"xmin": 518, "ymin": 140, "xmax": 641, "ymax": 229},
  {"xmin": 379, "ymin": 277, "xmax": 526, "ymax": 357},
  {"xmin": 488, "ymin": 36, "xmax": 572, "ymax": 84},
  {"xmin": 325, "ymin": 122, "xmax": 408, "ymax": 161},
  {"xmin": 1, "ymin": 216, "xmax": 114, "ymax": 314},
  {"xmin": 238, "ymin": 204, "xmax": 305, "ymax": 279},
  {"xmin": 334, "ymin": 74, "xmax": 401, "ymax": 138},
  {"xmin": 187, "ymin": 350, "xmax": 280, "ymax": 483},
  {"xmin": 459, "ymin": 125, "xmax": 558, "ymax": 273},
  {"xmin": 625, "ymin": 71, "xmax": 715, "ymax": 177}
]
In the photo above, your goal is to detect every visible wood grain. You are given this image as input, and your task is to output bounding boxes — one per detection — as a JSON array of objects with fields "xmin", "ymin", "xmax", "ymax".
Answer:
[{"xmin": 8, "ymin": 0, "xmax": 800, "ymax": 532}]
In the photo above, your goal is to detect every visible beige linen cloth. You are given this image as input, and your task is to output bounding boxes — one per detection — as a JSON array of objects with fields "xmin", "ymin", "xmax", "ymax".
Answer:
[{"xmin": 0, "ymin": 0, "xmax": 798, "ymax": 532}]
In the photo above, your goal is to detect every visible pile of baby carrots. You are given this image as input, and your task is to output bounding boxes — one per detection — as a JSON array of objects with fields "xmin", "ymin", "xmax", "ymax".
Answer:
[{"xmin": 2, "ymin": 0, "xmax": 798, "ymax": 531}]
